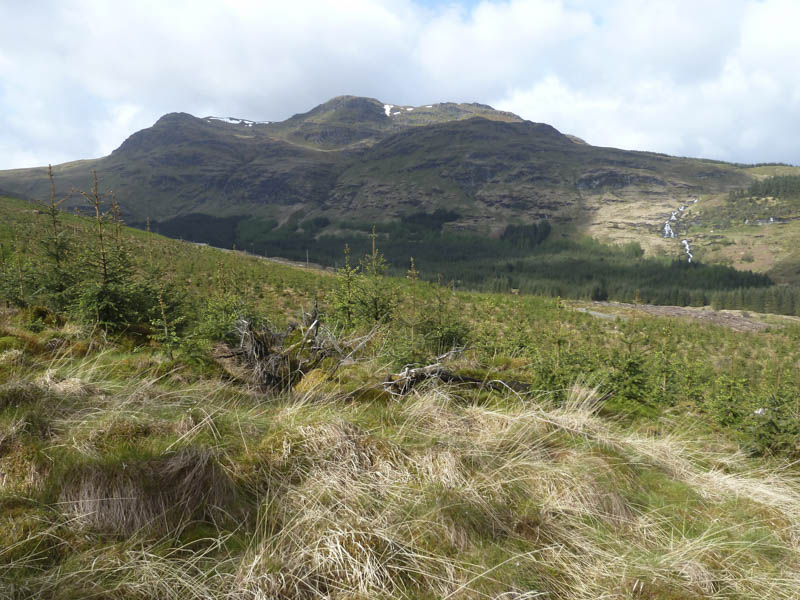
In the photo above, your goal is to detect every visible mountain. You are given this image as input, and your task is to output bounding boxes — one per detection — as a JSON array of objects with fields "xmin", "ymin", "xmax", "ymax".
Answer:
[
  {"xmin": 0, "ymin": 97, "xmax": 529, "ymax": 221},
  {"xmin": 2, "ymin": 94, "xmax": 799, "ymax": 280}
]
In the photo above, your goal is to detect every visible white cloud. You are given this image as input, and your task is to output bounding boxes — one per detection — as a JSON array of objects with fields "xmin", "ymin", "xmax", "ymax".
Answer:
[
  {"xmin": 90, "ymin": 103, "xmax": 151, "ymax": 157},
  {"xmin": 414, "ymin": 0, "xmax": 593, "ymax": 98},
  {"xmin": 0, "ymin": 0, "xmax": 798, "ymax": 168},
  {"xmin": 493, "ymin": 0, "xmax": 800, "ymax": 163}
]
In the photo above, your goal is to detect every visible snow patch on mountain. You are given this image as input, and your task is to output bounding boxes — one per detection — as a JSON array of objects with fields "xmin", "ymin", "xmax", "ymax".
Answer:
[{"xmin": 207, "ymin": 116, "xmax": 270, "ymax": 127}]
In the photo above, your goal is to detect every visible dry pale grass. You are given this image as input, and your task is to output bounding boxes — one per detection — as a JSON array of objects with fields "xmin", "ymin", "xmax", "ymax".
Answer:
[
  {"xmin": 5, "ymin": 374, "xmax": 800, "ymax": 599},
  {"xmin": 15, "ymin": 540, "xmax": 236, "ymax": 600},
  {"xmin": 0, "ymin": 444, "xmax": 47, "ymax": 494},
  {"xmin": 36, "ymin": 369, "xmax": 93, "ymax": 397},
  {"xmin": 58, "ymin": 447, "xmax": 235, "ymax": 536},
  {"xmin": 0, "ymin": 348, "xmax": 23, "ymax": 365}
]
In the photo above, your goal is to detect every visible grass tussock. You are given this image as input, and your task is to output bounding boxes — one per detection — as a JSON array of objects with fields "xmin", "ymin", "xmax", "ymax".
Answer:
[
  {"xmin": 58, "ymin": 447, "xmax": 235, "ymax": 536},
  {"xmin": 2, "ymin": 347, "xmax": 800, "ymax": 599},
  {"xmin": 0, "ymin": 381, "xmax": 45, "ymax": 410}
]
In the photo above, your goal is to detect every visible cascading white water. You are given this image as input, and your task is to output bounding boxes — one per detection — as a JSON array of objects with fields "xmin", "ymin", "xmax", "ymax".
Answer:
[
  {"xmin": 663, "ymin": 210, "xmax": 679, "ymax": 238},
  {"xmin": 681, "ymin": 239, "xmax": 693, "ymax": 263},
  {"xmin": 662, "ymin": 198, "xmax": 698, "ymax": 262}
]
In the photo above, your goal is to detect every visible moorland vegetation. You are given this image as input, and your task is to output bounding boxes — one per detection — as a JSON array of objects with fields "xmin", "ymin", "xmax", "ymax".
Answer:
[{"xmin": 2, "ymin": 177, "xmax": 800, "ymax": 598}]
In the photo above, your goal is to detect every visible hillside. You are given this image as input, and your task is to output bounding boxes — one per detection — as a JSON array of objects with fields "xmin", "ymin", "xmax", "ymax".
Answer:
[
  {"xmin": 2, "ymin": 195, "xmax": 800, "ymax": 599},
  {"xmin": 0, "ymin": 96, "xmax": 535, "ymax": 226},
  {"xmin": 0, "ymin": 96, "xmax": 759, "ymax": 255},
  {"xmin": 671, "ymin": 172, "xmax": 800, "ymax": 284}
]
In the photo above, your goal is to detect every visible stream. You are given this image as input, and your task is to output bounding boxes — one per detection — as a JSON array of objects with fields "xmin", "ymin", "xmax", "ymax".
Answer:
[{"xmin": 662, "ymin": 199, "xmax": 698, "ymax": 262}]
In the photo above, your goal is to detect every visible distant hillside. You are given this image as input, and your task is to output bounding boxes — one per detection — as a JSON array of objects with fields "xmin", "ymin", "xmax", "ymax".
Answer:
[
  {"xmin": 4, "ymin": 94, "xmax": 800, "ymax": 280},
  {"xmin": 0, "ymin": 96, "xmax": 750, "ymax": 225}
]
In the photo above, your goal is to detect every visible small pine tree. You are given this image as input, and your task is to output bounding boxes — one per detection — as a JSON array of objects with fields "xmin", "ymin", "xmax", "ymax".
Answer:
[
  {"xmin": 407, "ymin": 257, "xmax": 419, "ymax": 343},
  {"xmin": 73, "ymin": 171, "xmax": 151, "ymax": 331},
  {"xmin": 150, "ymin": 285, "xmax": 186, "ymax": 358},
  {"xmin": 419, "ymin": 274, "xmax": 469, "ymax": 354},
  {"xmin": 146, "ymin": 216, "xmax": 153, "ymax": 263},
  {"xmin": 747, "ymin": 392, "xmax": 800, "ymax": 457},
  {"xmin": 1, "ymin": 231, "xmax": 35, "ymax": 307},
  {"xmin": 649, "ymin": 325, "xmax": 678, "ymax": 405},
  {"xmin": 708, "ymin": 372, "xmax": 749, "ymax": 428},
  {"xmin": 39, "ymin": 165, "xmax": 76, "ymax": 309},
  {"xmin": 75, "ymin": 171, "xmax": 131, "ymax": 288},
  {"xmin": 607, "ymin": 295, "xmax": 654, "ymax": 416},
  {"xmin": 354, "ymin": 228, "xmax": 395, "ymax": 324},
  {"xmin": 332, "ymin": 244, "xmax": 359, "ymax": 327},
  {"xmin": 42, "ymin": 165, "xmax": 71, "ymax": 269}
]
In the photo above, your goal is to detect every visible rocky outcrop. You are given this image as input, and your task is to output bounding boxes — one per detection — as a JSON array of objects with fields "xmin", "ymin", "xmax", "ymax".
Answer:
[{"xmin": 576, "ymin": 170, "xmax": 666, "ymax": 190}]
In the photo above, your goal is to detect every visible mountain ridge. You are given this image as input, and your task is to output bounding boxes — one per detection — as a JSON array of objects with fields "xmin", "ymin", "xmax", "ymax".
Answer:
[{"xmin": 3, "ymin": 94, "xmax": 800, "ymax": 280}]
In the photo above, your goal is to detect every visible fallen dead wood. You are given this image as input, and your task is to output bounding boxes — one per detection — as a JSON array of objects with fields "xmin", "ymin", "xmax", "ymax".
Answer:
[
  {"xmin": 222, "ymin": 307, "xmax": 379, "ymax": 392},
  {"xmin": 383, "ymin": 363, "xmax": 529, "ymax": 396}
]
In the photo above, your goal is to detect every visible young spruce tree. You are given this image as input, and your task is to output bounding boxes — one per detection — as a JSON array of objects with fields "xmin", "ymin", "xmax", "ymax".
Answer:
[
  {"xmin": 40, "ymin": 165, "xmax": 75, "ymax": 309},
  {"xmin": 332, "ymin": 244, "xmax": 359, "ymax": 327},
  {"xmin": 74, "ymin": 171, "xmax": 138, "ymax": 330},
  {"xmin": 354, "ymin": 228, "xmax": 395, "ymax": 324}
]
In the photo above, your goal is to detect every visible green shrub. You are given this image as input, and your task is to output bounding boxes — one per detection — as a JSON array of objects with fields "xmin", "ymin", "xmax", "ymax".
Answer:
[
  {"xmin": 417, "ymin": 276, "xmax": 470, "ymax": 354},
  {"xmin": 745, "ymin": 393, "xmax": 800, "ymax": 457},
  {"xmin": 0, "ymin": 336, "xmax": 20, "ymax": 352},
  {"xmin": 194, "ymin": 291, "xmax": 258, "ymax": 344},
  {"xmin": 73, "ymin": 280, "xmax": 156, "ymax": 333},
  {"xmin": 355, "ymin": 233, "xmax": 396, "ymax": 324}
]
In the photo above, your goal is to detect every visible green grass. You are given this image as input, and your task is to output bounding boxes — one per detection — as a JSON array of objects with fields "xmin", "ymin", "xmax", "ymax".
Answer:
[{"xmin": 2, "ymin": 194, "xmax": 800, "ymax": 597}]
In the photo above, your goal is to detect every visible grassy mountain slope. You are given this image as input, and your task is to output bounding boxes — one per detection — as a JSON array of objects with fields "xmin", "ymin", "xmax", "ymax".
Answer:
[
  {"xmin": 4, "ymin": 95, "xmax": 800, "ymax": 285},
  {"xmin": 0, "ymin": 113, "xmax": 346, "ymax": 223},
  {"xmin": 673, "ymin": 171, "xmax": 800, "ymax": 283},
  {"xmin": 0, "ymin": 96, "xmax": 752, "ymax": 235},
  {"xmin": 0, "ymin": 98, "xmax": 531, "ymax": 225},
  {"xmin": 3, "ymin": 195, "xmax": 800, "ymax": 598},
  {"xmin": 329, "ymin": 118, "xmax": 754, "ymax": 236}
]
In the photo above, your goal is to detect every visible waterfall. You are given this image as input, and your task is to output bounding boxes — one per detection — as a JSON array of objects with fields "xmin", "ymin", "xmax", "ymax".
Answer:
[
  {"xmin": 662, "ymin": 198, "xmax": 697, "ymax": 262},
  {"xmin": 681, "ymin": 239, "xmax": 693, "ymax": 263}
]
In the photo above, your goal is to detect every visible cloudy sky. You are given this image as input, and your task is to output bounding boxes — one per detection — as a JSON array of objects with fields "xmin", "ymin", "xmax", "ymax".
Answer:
[{"xmin": 1, "ymin": 0, "xmax": 798, "ymax": 169}]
